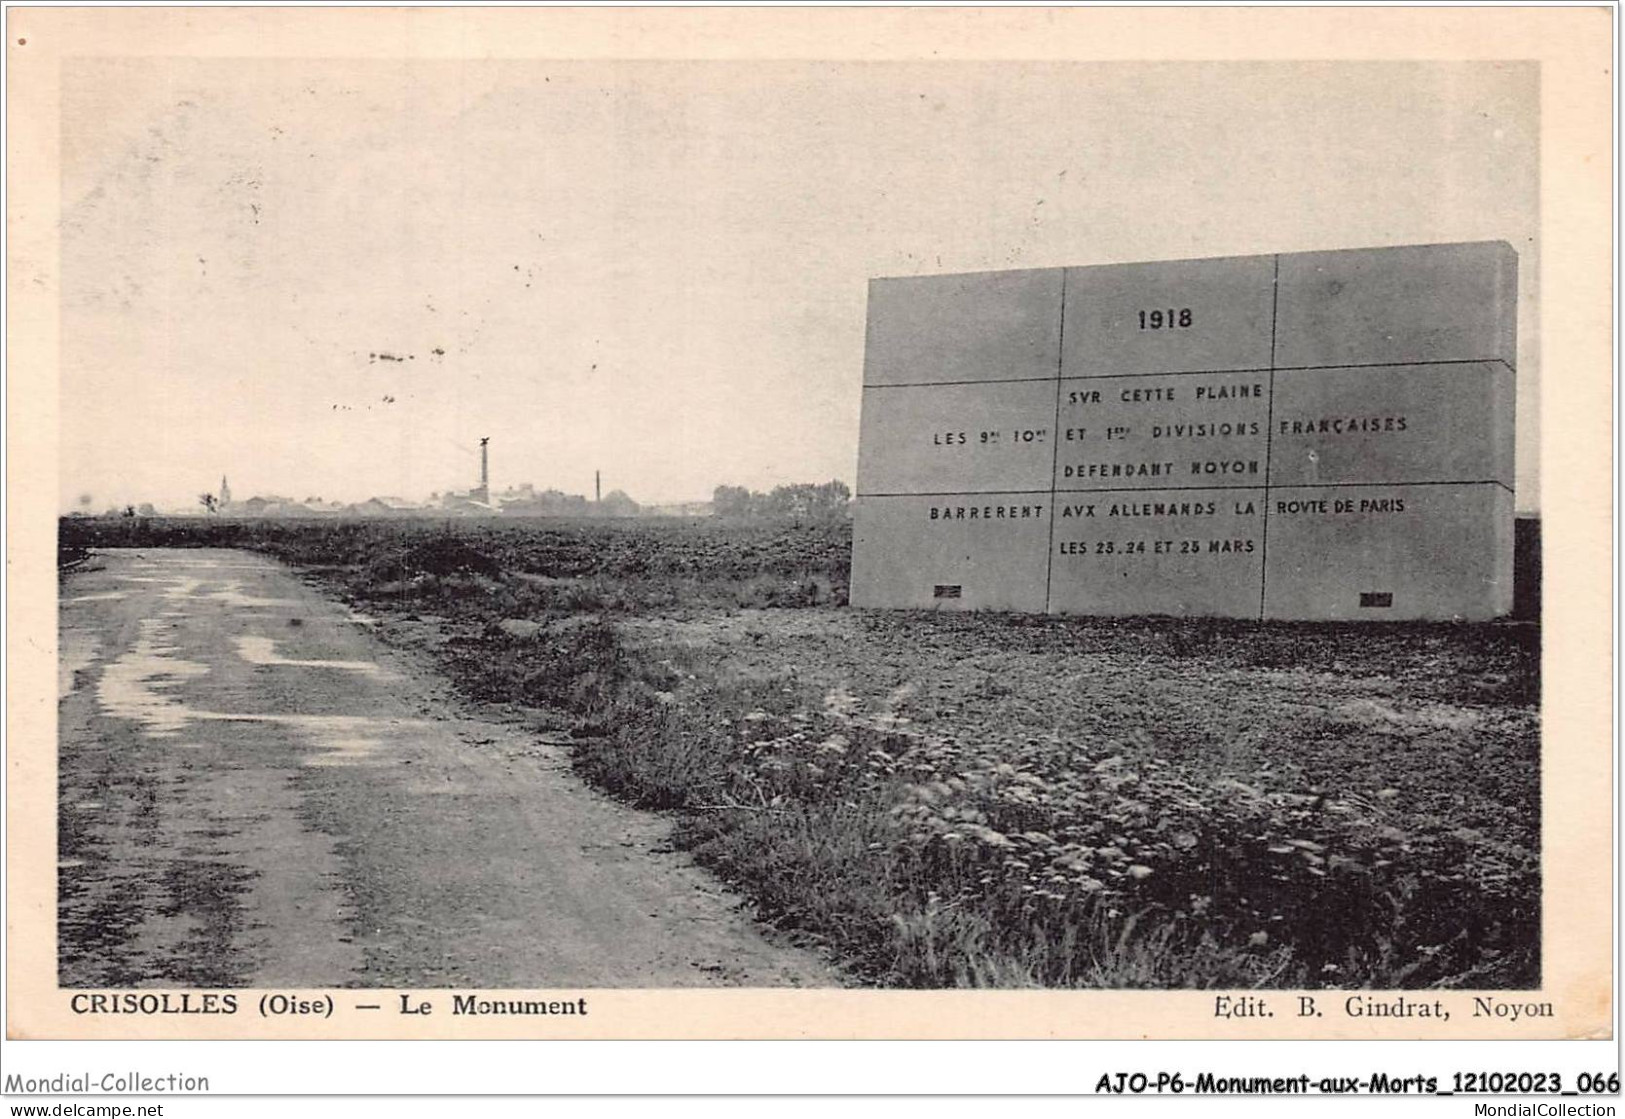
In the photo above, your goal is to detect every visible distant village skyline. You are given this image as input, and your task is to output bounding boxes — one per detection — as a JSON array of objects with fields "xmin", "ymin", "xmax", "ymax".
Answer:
[
  {"xmin": 76, "ymin": 460, "xmax": 849, "ymax": 521},
  {"xmin": 79, "ymin": 473, "xmax": 717, "ymax": 518},
  {"xmin": 66, "ymin": 441, "xmax": 742, "ymax": 516}
]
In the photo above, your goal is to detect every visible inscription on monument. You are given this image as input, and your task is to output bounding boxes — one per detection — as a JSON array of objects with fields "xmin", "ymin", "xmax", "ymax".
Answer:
[
  {"xmin": 850, "ymin": 242, "xmax": 1517, "ymax": 620},
  {"xmin": 856, "ymin": 380, "xmax": 1056, "ymax": 495},
  {"xmin": 1054, "ymin": 372, "xmax": 1270, "ymax": 490}
]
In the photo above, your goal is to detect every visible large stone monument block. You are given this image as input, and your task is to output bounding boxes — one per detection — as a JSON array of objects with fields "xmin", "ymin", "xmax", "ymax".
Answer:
[
  {"xmin": 1269, "ymin": 362, "xmax": 1515, "ymax": 488},
  {"xmin": 863, "ymin": 267, "xmax": 1063, "ymax": 387},
  {"xmin": 1047, "ymin": 487, "xmax": 1267, "ymax": 617},
  {"xmin": 1262, "ymin": 483, "xmax": 1514, "ymax": 621},
  {"xmin": 1054, "ymin": 371, "xmax": 1270, "ymax": 492},
  {"xmin": 850, "ymin": 494, "xmax": 1053, "ymax": 612},
  {"xmin": 1063, "ymin": 254, "xmax": 1277, "ymax": 377},
  {"xmin": 853, "ymin": 241, "xmax": 1518, "ymax": 621},
  {"xmin": 1273, "ymin": 242, "xmax": 1518, "ymax": 370},
  {"xmin": 856, "ymin": 380, "xmax": 1059, "ymax": 495}
]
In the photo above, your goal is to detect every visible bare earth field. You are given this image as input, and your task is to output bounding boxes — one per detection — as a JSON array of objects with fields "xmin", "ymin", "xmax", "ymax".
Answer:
[{"xmin": 59, "ymin": 516, "xmax": 1539, "ymax": 989}]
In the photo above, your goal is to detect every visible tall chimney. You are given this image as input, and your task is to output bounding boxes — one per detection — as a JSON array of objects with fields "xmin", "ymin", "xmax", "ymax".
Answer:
[
  {"xmin": 595, "ymin": 470, "xmax": 601, "ymax": 503},
  {"xmin": 479, "ymin": 437, "xmax": 490, "ymax": 497}
]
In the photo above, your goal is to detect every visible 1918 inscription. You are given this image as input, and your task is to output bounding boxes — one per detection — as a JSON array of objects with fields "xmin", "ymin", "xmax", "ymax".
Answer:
[{"xmin": 1138, "ymin": 308, "xmax": 1194, "ymax": 330}]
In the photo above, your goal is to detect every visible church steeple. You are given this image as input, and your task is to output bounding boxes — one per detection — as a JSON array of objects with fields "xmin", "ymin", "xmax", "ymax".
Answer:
[{"xmin": 220, "ymin": 475, "xmax": 231, "ymax": 507}]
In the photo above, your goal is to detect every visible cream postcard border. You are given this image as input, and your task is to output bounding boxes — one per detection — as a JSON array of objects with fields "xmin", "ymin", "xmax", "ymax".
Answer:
[{"xmin": 5, "ymin": 6, "xmax": 1612, "ymax": 1041}]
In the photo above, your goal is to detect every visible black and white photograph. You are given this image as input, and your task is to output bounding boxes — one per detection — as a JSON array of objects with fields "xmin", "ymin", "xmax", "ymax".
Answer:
[{"xmin": 8, "ymin": 7, "xmax": 1612, "ymax": 1065}]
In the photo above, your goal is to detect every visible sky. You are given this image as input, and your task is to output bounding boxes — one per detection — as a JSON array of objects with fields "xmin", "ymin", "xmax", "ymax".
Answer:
[{"xmin": 58, "ymin": 59, "xmax": 1538, "ymax": 512}]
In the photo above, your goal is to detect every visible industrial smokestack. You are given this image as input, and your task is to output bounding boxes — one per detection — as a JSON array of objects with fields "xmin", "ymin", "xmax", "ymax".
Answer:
[
  {"xmin": 479, "ymin": 437, "xmax": 490, "ymax": 495},
  {"xmin": 595, "ymin": 470, "xmax": 601, "ymax": 504}
]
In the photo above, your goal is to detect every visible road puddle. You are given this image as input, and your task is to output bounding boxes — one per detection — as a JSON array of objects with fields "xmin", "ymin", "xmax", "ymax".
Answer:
[
  {"xmin": 85, "ymin": 554, "xmax": 416, "ymax": 767},
  {"xmin": 97, "ymin": 620, "xmax": 211, "ymax": 737},
  {"xmin": 213, "ymin": 714, "xmax": 412, "ymax": 768},
  {"xmin": 234, "ymin": 635, "xmax": 386, "ymax": 677},
  {"xmin": 299, "ymin": 730, "xmax": 386, "ymax": 767},
  {"xmin": 206, "ymin": 581, "xmax": 300, "ymax": 609},
  {"xmin": 137, "ymin": 555, "xmax": 268, "ymax": 572},
  {"xmin": 97, "ymin": 633, "xmax": 414, "ymax": 764},
  {"xmin": 162, "ymin": 577, "xmax": 204, "ymax": 599},
  {"xmin": 59, "ymin": 632, "xmax": 102, "ymax": 699}
]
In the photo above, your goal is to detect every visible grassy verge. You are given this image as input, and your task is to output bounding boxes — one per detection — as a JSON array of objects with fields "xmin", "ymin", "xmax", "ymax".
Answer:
[
  {"xmin": 60, "ymin": 516, "xmax": 1540, "ymax": 988},
  {"xmin": 567, "ymin": 625, "xmax": 1537, "ymax": 989}
]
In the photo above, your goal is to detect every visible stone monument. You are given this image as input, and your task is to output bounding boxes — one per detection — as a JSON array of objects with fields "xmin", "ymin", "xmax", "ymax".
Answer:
[{"xmin": 850, "ymin": 242, "xmax": 1517, "ymax": 621}]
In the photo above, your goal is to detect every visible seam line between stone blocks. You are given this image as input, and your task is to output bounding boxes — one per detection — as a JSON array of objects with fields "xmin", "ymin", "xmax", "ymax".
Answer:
[
  {"xmin": 857, "ymin": 480, "xmax": 1512, "ymax": 499},
  {"xmin": 1043, "ymin": 269, "xmax": 1068, "ymax": 614},
  {"xmin": 1259, "ymin": 253, "xmax": 1281, "ymax": 621},
  {"xmin": 860, "ymin": 355, "xmax": 1514, "ymax": 390}
]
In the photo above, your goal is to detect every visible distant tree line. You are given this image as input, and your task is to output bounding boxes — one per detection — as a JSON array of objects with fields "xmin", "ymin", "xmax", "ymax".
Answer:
[
  {"xmin": 498, "ymin": 487, "xmax": 639, "ymax": 517},
  {"xmin": 711, "ymin": 480, "xmax": 851, "ymax": 521}
]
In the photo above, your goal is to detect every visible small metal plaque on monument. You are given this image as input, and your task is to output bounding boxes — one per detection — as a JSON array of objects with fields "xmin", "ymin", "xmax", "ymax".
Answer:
[{"xmin": 851, "ymin": 241, "xmax": 1517, "ymax": 621}]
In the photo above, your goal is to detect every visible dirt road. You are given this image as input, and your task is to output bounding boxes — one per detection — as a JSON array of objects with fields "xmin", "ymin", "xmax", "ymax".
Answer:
[{"xmin": 57, "ymin": 548, "xmax": 835, "ymax": 988}]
